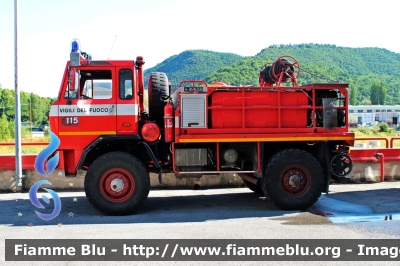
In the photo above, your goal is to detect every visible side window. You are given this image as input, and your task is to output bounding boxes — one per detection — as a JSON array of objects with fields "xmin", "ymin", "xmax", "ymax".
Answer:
[
  {"xmin": 80, "ymin": 70, "xmax": 112, "ymax": 99},
  {"xmin": 82, "ymin": 80, "xmax": 93, "ymax": 98},
  {"xmin": 119, "ymin": 69, "xmax": 133, "ymax": 100}
]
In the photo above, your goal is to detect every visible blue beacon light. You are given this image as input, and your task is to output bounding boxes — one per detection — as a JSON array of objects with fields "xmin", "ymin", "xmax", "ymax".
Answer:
[{"xmin": 71, "ymin": 39, "xmax": 80, "ymax": 53}]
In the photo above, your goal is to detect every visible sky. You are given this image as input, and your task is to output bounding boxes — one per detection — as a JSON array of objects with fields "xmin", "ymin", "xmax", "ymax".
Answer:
[{"xmin": 0, "ymin": 0, "xmax": 399, "ymax": 98}]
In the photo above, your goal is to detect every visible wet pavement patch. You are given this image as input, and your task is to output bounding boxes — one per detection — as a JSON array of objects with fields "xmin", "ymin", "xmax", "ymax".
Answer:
[
  {"xmin": 270, "ymin": 212, "xmax": 332, "ymax": 225},
  {"xmin": 328, "ymin": 213, "xmax": 398, "ymax": 223},
  {"xmin": 308, "ymin": 193, "xmax": 400, "ymax": 224}
]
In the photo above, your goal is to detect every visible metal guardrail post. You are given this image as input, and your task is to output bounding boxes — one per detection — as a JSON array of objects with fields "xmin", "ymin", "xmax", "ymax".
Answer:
[
  {"xmin": 390, "ymin": 137, "xmax": 400, "ymax": 148},
  {"xmin": 373, "ymin": 153, "xmax": 385, "ymax": 182}
]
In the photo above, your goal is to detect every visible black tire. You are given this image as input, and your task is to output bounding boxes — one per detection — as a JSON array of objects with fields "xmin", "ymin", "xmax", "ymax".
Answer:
[
  {"xmin": 261, "ymin": 149, "xmax": 324, "ymax": 210},
  {"xmin": 148, "ymin": 72, "xmax": 169, "ymax": 126},
  {"xmin": 84, "ymin": 152, "xmax": 150, "ymax": 215},
  {"xmin": 244, "ymin": 180, "xmax": 263, "ymax": 194}
]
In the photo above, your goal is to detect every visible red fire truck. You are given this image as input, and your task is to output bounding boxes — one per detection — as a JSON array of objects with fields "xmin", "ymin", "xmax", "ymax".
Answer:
[{"xmin": 49, "ymin": 41, "xmax": 354, "ymax": 215}]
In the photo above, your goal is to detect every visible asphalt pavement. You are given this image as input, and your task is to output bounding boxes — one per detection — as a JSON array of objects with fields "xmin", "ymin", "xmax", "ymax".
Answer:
[{"xmin": 1, "ymin": 182, "xmax": 400, "ymax": 266}]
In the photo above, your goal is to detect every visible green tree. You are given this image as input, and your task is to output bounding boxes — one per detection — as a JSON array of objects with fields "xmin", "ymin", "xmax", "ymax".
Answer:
[
  {"xmin": 1, "ymin": 89, "xmax": 15, "ymax": 118},
  {"xmin": 0, "ymin": 114, "xmax": 11, "ymax": 141},
  {"xmin": 144, "ymin": 50, "xmax": 243, "ymax": 88},
  {"xmin": 349, "ymin": 84, "xmax": 357, "ymax": 105},
  {"xmin": 370, "ymin": 81, "xmax": 387, "ymax": 105},
  {"xmin": 0, "ymin": 88, "xmax": 4, "ymax": 116},
  {"xmin": 0, "ymin": 87, "xmax": 55, "ymax": 125},
  {"xmin": 379, "ymin": 122, "xmax": 389, "ymax": 133},
  {"xmin": 20, "ymin": 91, "xmax": 31, "ymax": 122},
  {"xmin": 31, "ymin": 94, "xmax": 45, "ymax": 125}
]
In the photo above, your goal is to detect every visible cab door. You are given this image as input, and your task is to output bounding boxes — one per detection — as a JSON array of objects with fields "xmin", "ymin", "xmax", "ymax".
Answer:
[{"xmin": 58, "ymin": 66, "xmax": 117, "ymax": 148}]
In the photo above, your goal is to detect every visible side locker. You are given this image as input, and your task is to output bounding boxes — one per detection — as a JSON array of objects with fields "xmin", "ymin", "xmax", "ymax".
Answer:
[{"xmin": 180, "ymin": 94, "xmax": 207, "ymax": 128}]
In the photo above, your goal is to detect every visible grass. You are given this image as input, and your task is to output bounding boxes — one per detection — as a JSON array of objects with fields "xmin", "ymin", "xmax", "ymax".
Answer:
[
  {"xmin": 0, "ymin": 136, "xmax": 50, "ymax": 154},
  {"xmin": 351, "ymin": 126, "xmax": 400, "ymax": 148}
]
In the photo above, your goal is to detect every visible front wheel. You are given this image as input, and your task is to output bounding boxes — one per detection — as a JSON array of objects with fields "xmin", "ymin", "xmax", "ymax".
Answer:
[
  {"xmin": 262, "ymin": 149, "xmax": 324, "ymax": 210},
  {"xmin": 84, "ymin": 152, "xmax": 150, "ymax": 215}
]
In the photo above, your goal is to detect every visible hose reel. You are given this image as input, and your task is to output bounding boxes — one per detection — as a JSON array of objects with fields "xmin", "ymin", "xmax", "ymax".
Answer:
[{"xmin": 259, "ymin": 56, "xmax": 300, "ymax": 87}]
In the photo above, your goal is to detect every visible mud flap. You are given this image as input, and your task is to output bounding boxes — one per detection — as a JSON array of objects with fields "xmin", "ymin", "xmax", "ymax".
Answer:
[
  {"xmin": 323, "ymin": 141, "xmax": 331, "ymax": 194},
  {"xmin": 139, "ymin": 142, "xmax": 163, "ymax": 184},
  {"xmin": 158, "ymin": 170, "xmax": 163, "ymax": 185}
]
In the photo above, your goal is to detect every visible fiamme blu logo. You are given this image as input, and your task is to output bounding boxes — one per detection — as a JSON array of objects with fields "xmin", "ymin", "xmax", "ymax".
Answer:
[{"xmin": 29, "ymin": 130, "xmax": 62, "ymax": 221}]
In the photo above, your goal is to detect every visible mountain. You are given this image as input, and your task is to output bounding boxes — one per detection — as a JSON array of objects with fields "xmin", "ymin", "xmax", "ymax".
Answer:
[
  {"xmin": 143, "ymin": 50, "xmax": 243, "ymax": 88},
  {"xmin": 204, "ymin": 44, "xmax": 400, "ymax": 105},
  {"xmin": 143, "ymin": 44, "xmax": 400, "ymax": 104}
]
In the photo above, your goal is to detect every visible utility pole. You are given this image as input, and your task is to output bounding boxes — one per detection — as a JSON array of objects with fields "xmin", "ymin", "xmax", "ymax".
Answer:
[
  {"xmin": 0, "ymin": 97, "xmax": 4, "ymax": 116},
  {"xmin": 14, "ymin": 0, "xmax": 23, "ymax": 191},
  {"xmin": 30, "ymin": 93, "xmax": 32, "ymax": 133}
]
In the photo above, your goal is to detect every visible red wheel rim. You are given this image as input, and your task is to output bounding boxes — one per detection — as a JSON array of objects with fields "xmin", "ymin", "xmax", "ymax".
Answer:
[
  {"xmin": 280, "ymin": 166, "xmax": 311, "ymax": 197},
  {"xmin": 99, "ymin": 168, "xmax": 135, "ymax": 203}
]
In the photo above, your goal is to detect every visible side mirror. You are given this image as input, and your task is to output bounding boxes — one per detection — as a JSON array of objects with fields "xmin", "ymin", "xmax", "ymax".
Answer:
[{"xmin": 69, "ymin": 68, "xmax": 78, "ymax": 91}]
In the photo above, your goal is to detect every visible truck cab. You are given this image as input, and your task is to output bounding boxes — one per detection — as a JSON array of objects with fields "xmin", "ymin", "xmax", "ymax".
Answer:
[{"xmin": 50, "ymin": 44, "xmax": 148, "ymax": 176}]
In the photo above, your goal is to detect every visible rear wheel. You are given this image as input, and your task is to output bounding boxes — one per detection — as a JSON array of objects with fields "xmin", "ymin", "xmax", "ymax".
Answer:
[
  {"xmin": 148, "ymin": 72, "xmax": 169, "ymax": 125},
  {"xmin": 84, "ymin": 152, "xmax": 150, "ymax": 215},
  {"xmin": 262, "ymin": 149, "xmax": 324, "ymax": 210}
]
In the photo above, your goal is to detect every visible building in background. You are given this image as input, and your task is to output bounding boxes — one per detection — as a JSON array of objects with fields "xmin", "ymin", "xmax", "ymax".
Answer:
[{"xmin": 348, "ymin": 105, "xmax": 400, "ymax": 126}]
